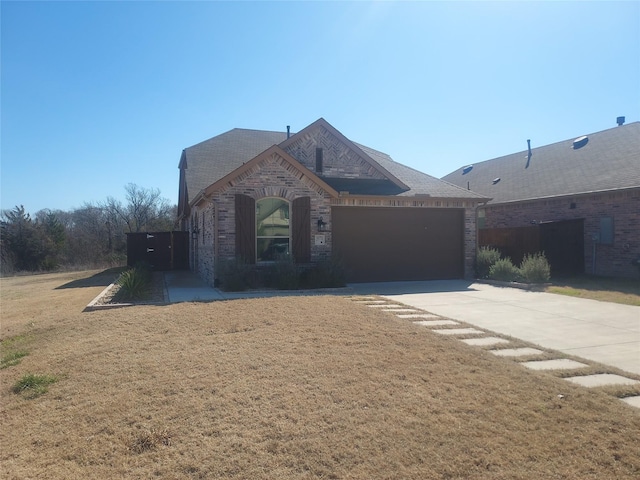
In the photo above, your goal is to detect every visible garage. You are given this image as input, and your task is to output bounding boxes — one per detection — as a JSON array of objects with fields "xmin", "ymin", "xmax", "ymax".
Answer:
[{"xmin": 332, "ymin": 207, "xmax": 464, "ymax": 282}]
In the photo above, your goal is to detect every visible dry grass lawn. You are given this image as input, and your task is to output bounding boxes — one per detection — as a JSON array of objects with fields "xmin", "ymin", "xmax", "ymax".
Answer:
[
  {"xmin": 546, "ymin": 275, "xmax": 640, "ymax": 306},
  {"xmin": 1, "ymin": 270, "xmax": 640, "ymax": 479}
]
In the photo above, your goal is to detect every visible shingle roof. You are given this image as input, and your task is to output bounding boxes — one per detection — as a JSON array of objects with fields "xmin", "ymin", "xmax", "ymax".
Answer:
[
  {"xmin": 441, "ymin": 122, "xmax": 640, "ymax": 204},
  {"xmin": 181, "ymin": 128, "xmax": 287, "ymax": 204},
  {"xmin": 181, "ymin": 122, "xmax": 488, "ymax": 205},
  {"xmin": 355, "ymin": 143, "xmax": 486, "ymax": 199}
]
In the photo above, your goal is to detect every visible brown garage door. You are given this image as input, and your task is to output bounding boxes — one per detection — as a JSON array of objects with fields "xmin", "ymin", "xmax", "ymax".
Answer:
[{"xmin": 332, "ymin": 207, "xmax": 464, "ymax": 282}]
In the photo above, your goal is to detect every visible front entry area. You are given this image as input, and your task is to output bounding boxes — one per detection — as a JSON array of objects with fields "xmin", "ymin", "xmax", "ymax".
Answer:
[{"xmin": 332, "ymin": 207, "xmax": 464, "ymax": 282}]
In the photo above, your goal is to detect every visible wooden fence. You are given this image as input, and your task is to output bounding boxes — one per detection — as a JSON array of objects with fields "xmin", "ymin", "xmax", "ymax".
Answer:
[{"xmin": 478, "ymin": 226, "xmax": 540, "ymax": 265}]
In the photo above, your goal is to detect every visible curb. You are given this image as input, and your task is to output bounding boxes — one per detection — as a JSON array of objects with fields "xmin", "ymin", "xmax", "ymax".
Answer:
[
  {"xmin": 476, "ymin": 279, "xmax": 551, "ymax": 291},
  {"xmin": 84, "ymin": 282, "xmax": 167, "ymax": 312}
]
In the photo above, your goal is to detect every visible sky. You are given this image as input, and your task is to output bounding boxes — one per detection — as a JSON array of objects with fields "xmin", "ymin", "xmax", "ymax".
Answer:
[{"xmin": 2, "ymin": 1, "xmax": 639, "ymax": 214}]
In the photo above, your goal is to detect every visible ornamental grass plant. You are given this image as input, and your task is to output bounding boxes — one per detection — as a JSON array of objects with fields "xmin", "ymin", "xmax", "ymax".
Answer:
[{"xmin": 520, "ymin": 252, "xmax": 551, "ymax": 283}]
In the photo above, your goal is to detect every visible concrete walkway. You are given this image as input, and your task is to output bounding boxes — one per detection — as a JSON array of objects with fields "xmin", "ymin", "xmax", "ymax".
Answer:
[
  {"xmin": 350, "ymin": 280, "xmax": 640, "ymax": 376},
  {"xmin": 163, "ymin": 271, "xmax": 347, "ymax": 302},
  {"xmin": 164, "ymin": 271, "xmax": 224, "ymax": 302}
]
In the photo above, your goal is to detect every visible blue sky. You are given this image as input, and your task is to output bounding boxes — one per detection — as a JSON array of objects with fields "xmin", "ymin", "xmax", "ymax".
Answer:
[{"xmin": 2, "ymin": 1, "xmax": 639, "ymax": 214}]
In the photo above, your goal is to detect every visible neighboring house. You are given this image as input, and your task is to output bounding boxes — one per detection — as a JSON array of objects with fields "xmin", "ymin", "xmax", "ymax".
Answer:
[
  {"xmin": 177, "ymin": 118, "xmax": 488, "ymax": 284},
  {"xmin": 442, "ymin": 120, "xmax": 640, "ymax": 278}
]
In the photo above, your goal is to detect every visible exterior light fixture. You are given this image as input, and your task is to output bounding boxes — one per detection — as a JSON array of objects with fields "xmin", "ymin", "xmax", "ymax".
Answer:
[
  {"xmin": 317, "ymin": 217, "xmax": 326, "ymax": 232},
  {"xmin": 191, "ymin": 227, "xmax": 200, "ymax": 239}
]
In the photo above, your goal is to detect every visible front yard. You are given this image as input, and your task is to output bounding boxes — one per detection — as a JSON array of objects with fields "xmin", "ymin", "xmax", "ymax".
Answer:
[{"xmin": 1, "ymin": 271, "xmax": 639, "ymax": 479}]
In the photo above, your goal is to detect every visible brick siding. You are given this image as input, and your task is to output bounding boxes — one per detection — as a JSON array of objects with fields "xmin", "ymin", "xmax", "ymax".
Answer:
[
  {"xmin": 282, "ymin": 124, "xmax": 386, "ymax": 179},
  {"xmin": 482, "ymin": 188, "xmax": 640, "ymax": 278}
]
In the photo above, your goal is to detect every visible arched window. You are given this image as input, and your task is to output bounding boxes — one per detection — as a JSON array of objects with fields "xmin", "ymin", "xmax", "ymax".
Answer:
[{"xmin": 256, "ymin": 198, "xmax": 290, "ymax": 261}]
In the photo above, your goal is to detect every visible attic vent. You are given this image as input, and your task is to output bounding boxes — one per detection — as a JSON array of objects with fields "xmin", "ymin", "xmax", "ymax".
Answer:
[
  {"xmin": 492, "ymin": 178, "xmax": 501, "ymax": 185},
  {"xmin": 462, "ymin": 165, "xmax": 473, "ymax": 174},
  {"xmin": 572, "ymin": 135, "xmax": 589, "ymax": 150}
]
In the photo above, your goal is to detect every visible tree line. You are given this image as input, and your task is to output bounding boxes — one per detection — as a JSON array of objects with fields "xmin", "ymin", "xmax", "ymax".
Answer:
[{"xmin": 1, "ymin": 184, "xmax": 177, "ymax": 275}]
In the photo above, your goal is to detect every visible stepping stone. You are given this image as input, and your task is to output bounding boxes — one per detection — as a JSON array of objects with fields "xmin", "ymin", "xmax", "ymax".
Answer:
[
  {"xmin": 621, "ymin": 396, "xmax": 640, "ymax": 408},
  {"xmin": 414, "ymin": 320, "xmax": 460, "ymax": 327},
  {"xmin": 433, "ymin": 328, "xmax": 484, "ymax": 336},
  {"xmin": 462, "ymin": 337, "xmax": 510, "ymax": 346},
  {"xmin": 382, "ymin": 308, "xmax": 420, "ymax": 313},
  {"xmin": 353, "ymin": 299, "xmax": 386, "ymax": 304},
  {"xmin": 490, "ymin": 347, "xmax": 544, "ymax": 357},
  {"xmin": 564, "ymin": 374, "xmax": 640, "ymax": 388},
  {"xmin": 397, "ymin": 314, "xmax": 441, "ymax": 319},
  {"xmin": 367, "ymin": 304, "xmax": 399, "ymax": 308},
  {"xmin": 521, "ymin": 359, "xmax": 588, "ymax": 371},
  {"xmin": 351, "ymin": 296, "xmax": 377, "ymax": 300}
]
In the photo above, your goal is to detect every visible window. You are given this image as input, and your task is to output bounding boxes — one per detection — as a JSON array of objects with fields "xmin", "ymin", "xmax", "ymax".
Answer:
[
  {"xmin": 599, "ymin": 216, "xmax": 614, "ymax": 245},
  {"xmin": 477, "ymin": 209, "xmax": 486, "ymax": 229},
  {"xmin": 256, "ymin": 198, "xmax": 290, "ymax": 261}
]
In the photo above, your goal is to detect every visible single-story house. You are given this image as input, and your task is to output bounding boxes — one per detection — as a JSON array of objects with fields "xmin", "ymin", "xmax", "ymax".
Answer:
[
  {"xmin": 177, "ymin": 118, "xmax": 488, "ymax": 284},
  {"xmin": 441, "ymin": 120, "xmax": 640, "ymax": 278}
]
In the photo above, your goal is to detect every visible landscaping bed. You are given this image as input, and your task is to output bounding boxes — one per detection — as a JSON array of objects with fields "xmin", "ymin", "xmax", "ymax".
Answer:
[{"xmin": 86, "ymin": 270, "xmax": 166, "ymax": 310}]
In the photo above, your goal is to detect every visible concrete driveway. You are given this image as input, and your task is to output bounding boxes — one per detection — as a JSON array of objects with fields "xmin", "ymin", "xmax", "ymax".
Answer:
[{"xmin": 349, "ymin": 280, "xmax": 640, "ymax": 375}]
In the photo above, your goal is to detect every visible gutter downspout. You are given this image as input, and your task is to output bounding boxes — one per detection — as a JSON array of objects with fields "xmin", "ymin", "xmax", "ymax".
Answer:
[
  {"xmin": 212, "ymin": 199, "xmax": 219, "ymax": 287},
  {"xmin": 475, "ymin": 200, "xmax": 490, "ymax": 279}
]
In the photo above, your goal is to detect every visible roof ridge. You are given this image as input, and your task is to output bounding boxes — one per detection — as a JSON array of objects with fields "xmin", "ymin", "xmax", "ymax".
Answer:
[
  {"xmin": 230, "ymin": 127, "xmax": 288, "ymax": 134},
  {"xmin": 467, "ymin": 121, "xmax": 640, "ymax": 168}
]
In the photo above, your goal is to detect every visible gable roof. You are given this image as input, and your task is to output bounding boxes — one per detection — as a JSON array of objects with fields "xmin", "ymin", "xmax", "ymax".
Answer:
[
  {"xmin": 198, "ymin": 145, "xmax": 340, "ymax": 200},
  {"xmin": 279, "ymin": 118, "xmax": 410, "ymax": 192},
  {"xmin": 441, "ymin": 122, "xmax": 640, "ymax": 204},
  {"xmin": 180, "ymin": 128, "xmax": 287, "ymax": 207},
  {"xmin": 179, "ymin": 119, "xmax": 488, "ymax": 212}
]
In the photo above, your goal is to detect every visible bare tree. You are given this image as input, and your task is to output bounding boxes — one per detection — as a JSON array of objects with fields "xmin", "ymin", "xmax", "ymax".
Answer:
[
  {"xmin": 2, "ymin": 184, "xmax": 177, "ymax": 272},
  {"xmin": 105, "ymin": 183, "xmax": 174, "ymax": 233}
]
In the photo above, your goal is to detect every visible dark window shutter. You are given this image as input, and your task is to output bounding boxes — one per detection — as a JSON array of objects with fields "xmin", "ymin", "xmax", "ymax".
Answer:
[
  {"xmin": 292, "ymin": 196, "xmax": 311, "ymax": 264},
  {"xmin": 235, "ymin": 194, "xmax": 255, "ymax": 263}
]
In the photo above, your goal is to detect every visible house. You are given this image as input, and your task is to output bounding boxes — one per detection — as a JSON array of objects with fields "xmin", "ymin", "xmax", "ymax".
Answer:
[
  {"xmin": 177, "ymin": 118, "xmax": 488, "ymax": 285},
  {"xmin": 441, "ymin": 120, "xmax": 640, "ymax": 278}
]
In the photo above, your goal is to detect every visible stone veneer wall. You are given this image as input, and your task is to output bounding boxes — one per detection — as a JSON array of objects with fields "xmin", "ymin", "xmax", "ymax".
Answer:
[{"xmin": 481, "ymin": 188, "xmax": 640, "ymax": 278}]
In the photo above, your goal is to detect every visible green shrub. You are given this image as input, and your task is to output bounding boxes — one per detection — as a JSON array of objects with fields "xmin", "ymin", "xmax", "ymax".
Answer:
[
  {"xmin": 12, "ymin": 373, "xmax": 58, "ymax": 399},
  {"xmin": 264, "ymin": 254, "xmax": 299, "ymax": 290},
  {"xmin": 216, "ymin": 256, "xmax": 252, "ymax": 291},
  {"xmin": 301, "ymin": 257, "xmax": 347, "ymax": 288},
  {"xmin": 520, "ymin": 252, "xmax": 551, "ymax": 283},
  {"xmin": 116, "ymin": 266, "xmax": 152, "ymax": 301},
  {"xmin": 488, "ymin": 258, "xmax": 521, "ymax": 282},
  {"xmin": 476, "ymin": 247, "xmax": 502, "ymax": 279}
]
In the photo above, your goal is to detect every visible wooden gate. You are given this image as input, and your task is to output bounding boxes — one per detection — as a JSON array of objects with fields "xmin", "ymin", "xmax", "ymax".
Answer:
[
  {"xmin": 540, "ymin": 219, "xmax": 584, "ymax": 276},
  {"xmin": 126, "ymin": 231, "xmax": 189, "ymax": 270}
]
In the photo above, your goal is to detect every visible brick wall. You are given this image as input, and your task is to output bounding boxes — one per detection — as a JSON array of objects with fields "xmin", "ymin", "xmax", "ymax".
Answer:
[
  {"xmin": 481, "ymin": 189, "xmax": 640, "ymax": 278},
  {"xmin": 282, "ymin": 124, "xmax": 386, "ymax": 179},
  {"xmin": 190, "ymin": 150, "xmax": 482, "ymax": 285},
  {"xmin": 190, "ymin": 152, "xmax": 333, "ymax": 286}
]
